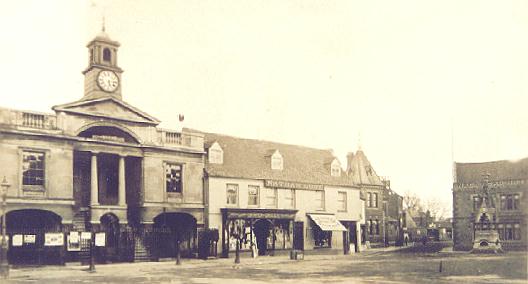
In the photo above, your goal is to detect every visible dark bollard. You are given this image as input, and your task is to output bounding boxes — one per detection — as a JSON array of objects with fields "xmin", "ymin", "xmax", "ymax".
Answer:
[{"xmin": 439, "ymin": 260, "xmax": 443, "ymax": 273}]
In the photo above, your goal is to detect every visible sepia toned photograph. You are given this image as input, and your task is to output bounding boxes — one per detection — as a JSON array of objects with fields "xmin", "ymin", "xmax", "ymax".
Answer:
[{"xmin": 0, "ymin": 0, "xmax": 526, "ymax": 283}]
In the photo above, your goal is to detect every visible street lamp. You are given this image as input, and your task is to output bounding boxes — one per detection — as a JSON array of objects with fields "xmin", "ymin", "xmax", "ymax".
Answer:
[{"xmin": 0, "ymin": 176, "xmax": 10, "ymax": 278}]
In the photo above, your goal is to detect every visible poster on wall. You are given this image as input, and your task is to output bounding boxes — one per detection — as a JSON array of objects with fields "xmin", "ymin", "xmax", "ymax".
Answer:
[
  {"xmin": 95, "ymin": 232, "xmax": 106, "ymax": 247},
  {"xmin": 67, "ymin": 232, "xmax": 81, "ymax": 251},
  {"xmin": 44, "ymin": 233, "xmax": 64, "ymax": 246},
  {"xmin": 12, "ymin": 235, "xmax": 23, "ymax": 247},
  {"xmin": 24, "ymin": 235, "xmax": 36, "ymax": 244}
]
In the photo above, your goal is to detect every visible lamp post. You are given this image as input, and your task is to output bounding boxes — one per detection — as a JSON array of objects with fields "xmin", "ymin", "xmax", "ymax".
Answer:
[{"xmin": 0, "ymin": 176, "xmax": 10, "ymax": 278}]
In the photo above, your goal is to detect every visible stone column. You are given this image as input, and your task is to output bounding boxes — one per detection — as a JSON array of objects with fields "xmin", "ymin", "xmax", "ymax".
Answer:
[
  {"xmin": 118, "ymin": 155, "xmax": 126, "ymax": 206},
  {"xmin": 90, "ymin": 152, "xmax": 99, "ymax": 206}
]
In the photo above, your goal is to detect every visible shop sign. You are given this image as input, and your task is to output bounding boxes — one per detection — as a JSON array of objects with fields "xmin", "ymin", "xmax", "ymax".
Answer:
[
  {"xmin": 264, "ymin": 180, "xmax": 323, "ymax": 191},
  {"xmin": 24, "ymin": 235, "xmax": 36, "ymax": 244},
  {"xmin": 227, "ymin": 211, "xmax": 295, "ymax": 220},
  {"xmin": 95, "ymin": 233, "xmax": 106, "ymax": 247},
  {"xmin": 12, "ymin": 235, "xmax": 23, "ymax": 247},
  {"xmin": 44, "ymin": 233, "xmax": 64, "ymax": 246}
]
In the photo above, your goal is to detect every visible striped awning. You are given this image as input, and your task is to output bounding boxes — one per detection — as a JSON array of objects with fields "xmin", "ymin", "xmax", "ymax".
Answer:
[{"xmin": 308, "ymin": 214, "xmax": 347, "ymax": 231}]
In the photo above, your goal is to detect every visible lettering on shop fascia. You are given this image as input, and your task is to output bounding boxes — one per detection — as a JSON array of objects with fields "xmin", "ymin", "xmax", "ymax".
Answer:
[
  {"xmin": 226, "ymin": 212, "xmax": 296, "ymax": 220},
  {"xmin": 264, "ymin": 179, "xmax": 323, "ymax": 191}
]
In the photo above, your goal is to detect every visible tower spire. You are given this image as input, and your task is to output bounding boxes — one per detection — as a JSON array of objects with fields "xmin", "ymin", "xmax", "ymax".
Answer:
[{"xmin": 357, "ymin": 132, "xmax": 362, "ymax": 151}]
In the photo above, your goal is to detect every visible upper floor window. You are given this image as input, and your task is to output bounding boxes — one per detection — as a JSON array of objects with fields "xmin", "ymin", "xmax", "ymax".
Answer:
[
  {"xmin": 226, "ymin": 184, "xmax": 239, "ymax": 205},
  {"xmin": 373, "ymin": 193, "xmax": 378, "ymax": 208},
  {"xmin": 208, "ymin": 142, "xmax": 223, "ymax": 164},
  {"xmin": 266, "ymin": 188, "xmax": 277, "ymax": 207},
  {"xmin": 331, "ymin": 159, "xmax": 341, "ymax": 177},
  {"xmin": 500, "ymin": 194, "xmax": 519, "ymax": 211},
  {"xmin": 248, "ymin": 185, "xmax": 259, "ymax": 206},
  {"xmin": 271, "ymin": 150, "xmax": 283, "ymax": 170},
  {"xmin": 367, "ymin": 192, "xmax": 372, "ymax": 208},
  {"xmin": 315, "ymin": 190, "xmax": 325, "ymax": 211},
  {"xmin": 283, "ymin": 189, "xmax": 295, "ymax": 209},
  {"xmin": 22, "ymin": 151, "xmax": 45, "ymax": 187},
  {"xmin": 165, "ymin": 163, "xmax": 182, "ymax": 193},
  {"xmin": 338, "ymin": 191, "xmax": 347, "ymax": 212},
  {"xmin": 103, "ymin": 48, "xmax": 112, "ymax": 62}
]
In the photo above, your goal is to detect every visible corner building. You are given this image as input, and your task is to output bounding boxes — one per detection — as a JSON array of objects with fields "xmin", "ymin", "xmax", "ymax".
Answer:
[
  {"xmin": 202, "ymin": 132, "xmax": 365, "ymax": 258},
  {"xmin": 452, "ymin": 158, "xmax": 528, "ymax": 251},
  {"xmin": 0, "ymin": 31, "xmax": 205, "ymax": 264}
]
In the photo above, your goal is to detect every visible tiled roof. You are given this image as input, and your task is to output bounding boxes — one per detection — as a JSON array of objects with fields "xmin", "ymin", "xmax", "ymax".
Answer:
[
  {"xmin": 200, "ymin": 131, "xmax": 357, "ymax": 188},
  {"xmin": 346, "ymin": 151, "xmax": 383, "ymax": 186},
  {"xmin": 455, "ymin": 157, "xmax": 528, "ymax": 184}
]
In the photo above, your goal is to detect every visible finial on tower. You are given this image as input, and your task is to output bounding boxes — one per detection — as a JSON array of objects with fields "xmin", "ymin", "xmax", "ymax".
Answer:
[{"xmin": 102, "ymin": 16, "xmax": 106, "ymax": 32}]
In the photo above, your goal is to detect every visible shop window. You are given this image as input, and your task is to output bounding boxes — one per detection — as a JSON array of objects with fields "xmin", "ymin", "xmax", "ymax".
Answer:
[
  {"xmin": 22, "ymin": 151, "xmax": 45, "ymax": 188},
  {"xmin": 368, "ymin": 219, "xmax": 373, "ymax": 235},
  {"xmin": 226, "ymin": 184, "xmax": 239, "ymax": 205},
  {"xmin": 165, "ymin": 163, "xmax": 182, "ymax": 193},
  {"xmin": 514, "ymin": 224, "xmax": 521, "ymax": 240},
  {"xmin": 501, "ymin": 194, "xmax": 519, "ymax": 210},
  {"xmin": 375, "ymin": 219, "xmax": 380, "ymax": 235},
  {"xmin": 337, "ymin": 191, "xmax": 347, "ymax": 212},
  {"xmin": 283, "ymin": 189, "xmax": 295, "ymax": 209},
  {"xmin": 266, "ymin": 188, "xmax": 277, "ymax": 207},
  {"xmin": 315, "ymin": 190, "xmax": 325, "ymax": 211},
  {"xmin": 313, "ymin": 223, "xmax": 332, "ymax": 248},
  {"xmin": 248, "ymin": 185, "xmax": 259, "ymax": 206}
]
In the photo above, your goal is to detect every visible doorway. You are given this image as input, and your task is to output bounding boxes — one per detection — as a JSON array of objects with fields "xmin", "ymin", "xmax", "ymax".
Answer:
[{"xmin": 253, "ymin": 219, "xmax": 272, "ymax": 255}]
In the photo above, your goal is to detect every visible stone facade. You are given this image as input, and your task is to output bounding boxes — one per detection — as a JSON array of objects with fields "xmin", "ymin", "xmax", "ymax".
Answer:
[{"xmin": 452, "ymin": 159, "xmax": 528, "ymax": 251}]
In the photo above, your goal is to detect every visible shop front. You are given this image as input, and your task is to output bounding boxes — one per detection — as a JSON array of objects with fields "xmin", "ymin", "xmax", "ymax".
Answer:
[
  {"xmin": 220, "ymin": 208, "xmax": 297, "ymax": 258},
  {"xmin": 306, "ymin": 214, "xmax": 347, "ymax": 253}
]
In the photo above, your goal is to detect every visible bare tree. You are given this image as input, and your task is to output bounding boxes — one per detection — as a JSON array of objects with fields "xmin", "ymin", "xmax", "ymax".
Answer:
[
  {"xmin": 403, "ymin": 191, "xmax": 423, "ymax": 212},
  {"xmin": 424, "ymin": 199, "xmax": 449, "ymax": 221}
]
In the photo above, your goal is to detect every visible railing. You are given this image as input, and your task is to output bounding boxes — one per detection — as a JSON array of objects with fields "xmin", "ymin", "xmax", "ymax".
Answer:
[
  {"xmin": 158, "ymin": 129, "xmax": 204, "ymax": 150},
  {"xmin": 0, "ymin": 108, "xmax": 57, "ymax": 130}
]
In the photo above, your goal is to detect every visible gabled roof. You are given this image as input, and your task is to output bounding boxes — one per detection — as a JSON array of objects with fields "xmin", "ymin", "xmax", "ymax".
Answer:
[
  {"xmin": 347, "ymin": 150, "xmax": 383, "ymax": 186},
  {"xmin": 52, "ymin": 97, "xmax": 160, "ymax": 125},
  {"xmin": 201, "ymin": 131, "xmax": 357, "ymax": 187},
  {"xmin": 455, "ymin": 157, "xmax": 528, "ymax": 183}
]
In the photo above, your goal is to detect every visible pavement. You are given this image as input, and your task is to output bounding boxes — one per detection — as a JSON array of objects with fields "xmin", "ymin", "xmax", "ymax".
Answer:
[{"xmin": 2, "ymin": 244, "xmax": 527, "ymax": 284}]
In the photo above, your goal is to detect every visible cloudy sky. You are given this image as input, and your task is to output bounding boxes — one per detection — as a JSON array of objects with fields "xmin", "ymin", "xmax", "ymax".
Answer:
[{"xmin": 2, "ymin": 0, "xmax": 527, "ymax": 215}]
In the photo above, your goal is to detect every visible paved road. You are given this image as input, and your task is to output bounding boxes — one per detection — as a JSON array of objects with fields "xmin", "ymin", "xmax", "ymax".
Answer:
[{"xmin": 3, "ymin": 246, "xmax": 527, "ymax": 283}]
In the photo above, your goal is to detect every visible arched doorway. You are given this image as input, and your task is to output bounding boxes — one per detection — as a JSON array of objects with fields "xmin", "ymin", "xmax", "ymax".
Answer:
[
  {"xmin": 6, "ymin": 209, "xmax": 63, "ymax": 265},
  {"xmin": 153, "ymin": 213, "xmax": 197, "ymax": 259},
  {"xmin": 99, "ymin": 213, "xmax": 120, "ymax": 263},
  {"xmin": 253, "ymin": 219, "xmax": 272, "ymax": 256}
]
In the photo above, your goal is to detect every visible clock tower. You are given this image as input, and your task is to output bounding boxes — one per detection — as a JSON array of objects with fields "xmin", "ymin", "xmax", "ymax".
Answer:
[{"xmin": 82, "ymin": 25, "xmax": 123, "ymax": 100}]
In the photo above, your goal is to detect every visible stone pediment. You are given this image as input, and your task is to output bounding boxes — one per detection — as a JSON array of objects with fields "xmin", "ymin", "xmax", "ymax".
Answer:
[{"xmin": 52, "ymin": 97, "xmax": 160, "ymax": 125}]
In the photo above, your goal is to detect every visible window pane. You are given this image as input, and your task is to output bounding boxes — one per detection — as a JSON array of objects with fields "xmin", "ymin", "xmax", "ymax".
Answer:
[
  {"xmin": 226, "ymin": 184, "xmax": 238, "ymax": 205},
  {"xmin": 22, "ymin": 151, "xmax": 45, "ymax": 186},
  {"xmin": 165, "ymin": 163, "xmax": 182, "ymax": 193},
  {"xmin": 248, "ymin": 185, "xmax": 259, "ymax": 206}
]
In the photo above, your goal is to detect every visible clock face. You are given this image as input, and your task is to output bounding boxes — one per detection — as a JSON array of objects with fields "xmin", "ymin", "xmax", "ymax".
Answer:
[{"xmin": 97, "ymin": 70, "xmax": 119, "ymax": 92}]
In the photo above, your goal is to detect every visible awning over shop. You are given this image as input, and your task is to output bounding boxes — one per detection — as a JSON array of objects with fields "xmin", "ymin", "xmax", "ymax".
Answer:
[{"xmin": 308, "ymin": 214, "xmax": 347, "ymax": 231}]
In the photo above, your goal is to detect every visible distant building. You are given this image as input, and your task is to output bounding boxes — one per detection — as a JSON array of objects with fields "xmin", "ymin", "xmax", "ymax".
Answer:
[
  {"xmin": 452, "ymin": 158, "xmax": 528, "ymax": 251},
  {"xmin": 346, "ymin": 150, "xmax": 403, "ymax": 247},
  {"xmin": 203, "ymin": 132, "xmax": 364, "ymax": 257}
]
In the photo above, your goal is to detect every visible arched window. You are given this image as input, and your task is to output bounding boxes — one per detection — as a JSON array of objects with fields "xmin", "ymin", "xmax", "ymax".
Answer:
[{"xmin": 103, "ymin": 48, "xmax": 112, "ymax": 62}]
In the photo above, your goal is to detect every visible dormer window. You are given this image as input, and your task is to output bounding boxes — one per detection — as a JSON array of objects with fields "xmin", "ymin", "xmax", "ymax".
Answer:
[
  {"xmin": 103, "ymin": 48, "xmax": 112, "ymax": 62},
  {"xmin": 208, "ymin": 142, "xmax": 223, "ymax": 164},
  {"xmin": 271, "ymin": 150, "xmax": 283, "ymax": 170},
  {"xmin": 331, "ymin": 159, "xmax": 341, "ymax": 177}
]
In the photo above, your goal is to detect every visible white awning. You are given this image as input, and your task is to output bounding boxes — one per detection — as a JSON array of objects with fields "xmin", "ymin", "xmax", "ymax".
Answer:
[{"xmin": 308, "ymin": 214, "xmax": 347, "ymax": 231}]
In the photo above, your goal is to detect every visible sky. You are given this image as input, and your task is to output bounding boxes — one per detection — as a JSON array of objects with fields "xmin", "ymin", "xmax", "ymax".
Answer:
[{"xmin": 1, "ymin": 0, "xmax": 527, "ymax": 216}]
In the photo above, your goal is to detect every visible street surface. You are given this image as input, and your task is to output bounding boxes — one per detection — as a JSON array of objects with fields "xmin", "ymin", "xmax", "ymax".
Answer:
[{"xmin": 4, "ymin": 244, "xmax": 527, "ymax": 283}]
